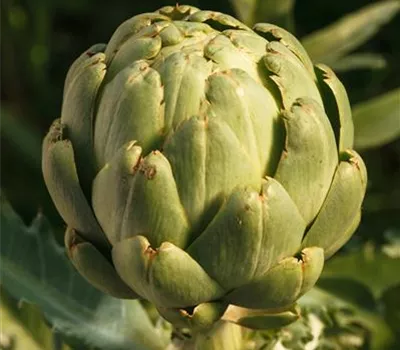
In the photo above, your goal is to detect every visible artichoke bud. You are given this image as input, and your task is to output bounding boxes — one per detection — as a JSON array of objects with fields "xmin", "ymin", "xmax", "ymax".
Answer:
[{"xmin": 43, "ymin": 4, "xmax": 367, "ymax": 330}]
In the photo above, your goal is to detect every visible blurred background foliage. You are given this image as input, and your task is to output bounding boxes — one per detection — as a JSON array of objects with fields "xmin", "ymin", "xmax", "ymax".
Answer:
[{"xmin": 1, "ymin": 0, "xmax": 400, "ymax": 349}]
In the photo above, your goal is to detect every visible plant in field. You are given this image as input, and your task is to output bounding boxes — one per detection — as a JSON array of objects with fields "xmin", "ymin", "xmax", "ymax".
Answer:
[{"xmin": 42, "ymin": 5, "xmax": 367, "ymax": 335}]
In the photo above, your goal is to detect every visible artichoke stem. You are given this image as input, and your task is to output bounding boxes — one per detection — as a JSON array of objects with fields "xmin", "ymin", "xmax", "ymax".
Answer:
[{"xmin": 167, "ymin": 321, "xmax": 245, "ymax": 350}]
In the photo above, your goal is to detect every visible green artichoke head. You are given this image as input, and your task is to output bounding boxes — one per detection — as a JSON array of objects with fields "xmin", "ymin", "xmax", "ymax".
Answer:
[{"xmin": 42, "ymin": 5, "xmax": 367, "ymax": 330}]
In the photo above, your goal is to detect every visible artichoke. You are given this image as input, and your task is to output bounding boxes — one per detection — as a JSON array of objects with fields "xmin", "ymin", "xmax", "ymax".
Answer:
[{"xmin": 42, "ymin": 5, "xmax": 367, "ymax": 330}]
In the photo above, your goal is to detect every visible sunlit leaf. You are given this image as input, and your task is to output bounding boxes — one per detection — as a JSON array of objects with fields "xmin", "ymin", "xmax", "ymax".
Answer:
[
  {"xmin": 302, "ymin": 0, "xmax": 400, "ymax": 64},
  {"xmin": 229, "ymin": 0, "xmax": 295, "ymax": 30},
  {"xmin": 330, "ymin": 53, "xmax": 387, "ymax": 72},
  {"xmin": 0, "ymin": 194, "xmax": 169, "ymax": 350},
  {"xmin": 353, "ymin": 88, "xmax": 400, "ymax": 151}
]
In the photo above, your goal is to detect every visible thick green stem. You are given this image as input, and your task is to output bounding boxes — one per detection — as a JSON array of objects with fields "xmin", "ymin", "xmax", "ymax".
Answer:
[{"xmin": 167, "ymin": 321, "xmax": 245, "ymax": 350}]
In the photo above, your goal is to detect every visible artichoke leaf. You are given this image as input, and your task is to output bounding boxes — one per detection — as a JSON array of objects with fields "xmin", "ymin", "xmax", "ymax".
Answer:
[
  {"xmin": 301, "ymin": 150, "xmax": 367, "ymax": 259},
  {"xmin": 204, "ymin": 34, "xmax": 259, "ymax": 82},
  {"xmin": 104, "ymin": 12, "xmax": 171, "ymax": 64},
  {"xmin": 119, "ymin": 151, "xmax": 191, "ymax": 248},
  {"xmin": 61, "ymin": 50, "xmax": 106, "ymax": 193},
  {"xmin": 253, "ymin": 23, "xmax": 315, "ymax": 79},
  {"xmin": 157, "ymin": 5, "xmax": 200, "ymax": 19},
  {"xmin": 65, "ymin": 227, "xmax": 137, "ymax": 299},
  {"xmin": 94, "ymin": 61, "xmax": 164, "ymax": 167},
  {"xmin": 188, "ymin": 10, "xmax": 251, "ymax": 31},
  {"xmin": 106, "ymin": 36, "xmax": 162, "ymax": 81},
  {"xmin": 63, "ymin": 44, "xmax": 106, "ymax": 99},
  {"xmin": 158, "ymin": 22, "xmax": 185, "ymax": 46},
  {"xmin": 274, "ymin": 97, "xmax": 338, "ymax": 225},
  {"xmin": 173, "ymin": 20, "xmax": 215, "ymax": 37},
  {"xmin": 188, "ymin": 178, "xmax": 306, "ymax": 290},
  {"xmin": 263, "ymin": 41, "xmax": 323, "ymax": 110},
  {"xmin": 163, "ymin": 116, "xmax": 260, "ymax": 241},
  {"xmin": 42, "ymin": 120, "xmax": 109, "ymax": 249},
  {"xmin": 205, "ymin": 68, "xmax": 281, "ymax": 176},
  {"xmin": 225, "ymin": 247, "xmax": 324, "ymax": 308},
  {"xmin": 157, "ymin": 301, "xmax": 228, "ymax": 330},
  {"xmin": 156, "ymin": 51, "xmax": 212, "ymax": 130},
  {"xmin": 222, "ymin": 304, "xmax": 300, "ymax": 330},
  {"xmin": 315, "ymin": 64, "xmax": 354, "ymax": 151},
  {"xmin": 222, "ymin": 29, "xmax": 269, "ymax": 63},
  {"xmin": 92, "ymin": 141, "xmax": 142, "ymax": 245},
  {"xmin": 112, "ymin": 235, "xmax": 225, "ymax": 308}
]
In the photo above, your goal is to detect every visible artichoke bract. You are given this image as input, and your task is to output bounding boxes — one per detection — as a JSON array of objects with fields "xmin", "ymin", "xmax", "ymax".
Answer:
[{"xmin": 42, "ymin": 5, "xmax": 367, "ymax": 329}]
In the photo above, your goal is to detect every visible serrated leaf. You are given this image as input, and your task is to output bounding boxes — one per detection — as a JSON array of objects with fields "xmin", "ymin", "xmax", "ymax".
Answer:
[
  {"xmin": 0, "ymin": 288, "xmax": 67, "ymax": 350},
  {"xmin": 0, "ymin": 194, "xmax": 168, "ymax": 350},
  {"xmin": 330, "ymin": 53, "xmax": 387, "ymax": 72},
  {"xmin": 298, "ymin": 286, "xmax": 395, "ymax": 350},
  {"xmin": 353, "ymin": 88, "xmax": 400, "ymax": 151},
  {"xmin": 302, "ymin": 0, "xmax": 400, "ymax": 64},
  {"xmin": 229, "ymin": 0, "xmax": 295, "ymax": 30}
]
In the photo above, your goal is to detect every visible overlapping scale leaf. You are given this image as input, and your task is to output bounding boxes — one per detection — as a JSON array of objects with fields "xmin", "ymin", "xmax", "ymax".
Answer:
[
  {"xmin": 112, "ymin": 236, "xmax": 225, "ymax": 308},
  {"xmin": 225, "ymin": 247, "xmax": 324, "ymax": 308},
  {"xmin": 315, "ymin": 64, "xmax": 354, "ymax": 151},
  {"xmin": 63, "ymin": 44, "xmax": 106, "ymax": 98},
  {"xmin": 61, "ymin": 49, "xmax": 106, "ymax": 191},
  {"xmin": 42, "ymin": 120, "xmax": 108, "ymax": 249},
  {"xmin": 64, "ymin": 227, "xmax": 137, "ymax": 299},
  {"xmin": 117, "ymin": 151, "xmax": 191, "ymax": 248},
  {"xmin": 147, "ymin": 21, "xmax": 216, "ymax": 69},
  {"xmin": 163, "ymin": 116, "xmax": 260, "ymax": 239},
  {"xmin": 187, "ymin": 178, "xmax": 306, "ymax": 290},
  {"xmin": 253, "ymin": 23, "xmax": 315, "ymax": 78},
  {"xmin": 156, "ymin": 52, "xmax": 212, "ymax": 130},
  {"xmin": 157, "ymin": 301, "xmax": 228, "ymax": 330},
  {"xmin": 223, "ymin": 305, "xmax": 300, "ymax": 330},
  {"xmin": 157, "ymin": 5, "xmax": 200, "ymax": 19},
  {"xmin": 173, "ymin": 20, "xmax": 215, "ymax": 37},
  {"xmin": 94, "ymin": 61, "xmax": 164, "ymax": 168},
  {"xmin": 222, "ymin": 29, "xmax": 268, "ymax": 64},
  {"xmin": 105, "ymin": 12, "xmax": 170, "ymax": 63},
  {"xmin": 106, "ymin": 36, "xmax": 162, "ymax": 81},
  {"xmin": 274, "ymin": 97, "xmax": 338, "ymax": 224},
  {"xmin": 151, "ymin": 33, "xmax": 214, "ymax": 69},
  {"xmin": 204, "ymin": 34, "xmax": 259, "ymax": 81},
  {"xmin": 302, "ymin": 150, "xmax": 367, "ymax": 258},
  {"xmin": 188, "ymin": 10, "xmax": 251, "ymax": 31},
  {"xmin": 205, "ymin": 69, "xmax": 282, "ymax": 175},
  {"xmin": 158, "ymin": 22, "xmax": 185, "ymax": 46},
  {"xmin": 92, "ymin": 141, "xmax": 142, "ymax": 245},
  {"xmin": 263, "ymin": 41, "xmax": 323, "ymax": 109}
]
